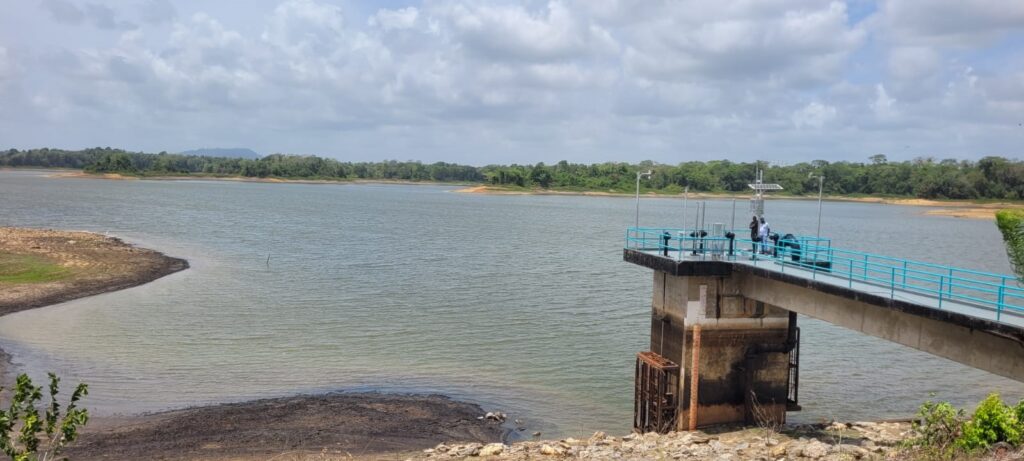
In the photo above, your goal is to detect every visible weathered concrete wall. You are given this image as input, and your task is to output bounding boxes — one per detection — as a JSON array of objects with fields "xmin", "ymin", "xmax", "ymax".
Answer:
[
  {"xmin": 649, "ymin": 271, "xmax": 794, "ymax": 429},
  {"xmin": 735, "ymin": 270, "xmax": 1024, "ymax": 382}
]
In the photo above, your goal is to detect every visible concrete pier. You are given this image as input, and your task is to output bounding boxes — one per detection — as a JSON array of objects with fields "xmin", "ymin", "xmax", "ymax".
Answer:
[
  {"xmin": 645, "ymin": 269, "xmax": 797, "ymax": 429},
  {"xmin": 626, "ymin": 243, "xmax": 1024, "ymax": 431}
]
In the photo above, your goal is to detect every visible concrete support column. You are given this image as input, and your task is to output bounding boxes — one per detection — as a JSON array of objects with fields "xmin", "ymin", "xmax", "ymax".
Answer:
[{"xmin": 649, "ymin": 271, "xmax": 795, "ymax": 429}]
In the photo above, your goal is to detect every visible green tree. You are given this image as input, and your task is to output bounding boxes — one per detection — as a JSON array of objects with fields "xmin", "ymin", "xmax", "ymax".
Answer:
[{"xmin": 996, "ymin": 209, "xmax": 1024, "ymax": 284}]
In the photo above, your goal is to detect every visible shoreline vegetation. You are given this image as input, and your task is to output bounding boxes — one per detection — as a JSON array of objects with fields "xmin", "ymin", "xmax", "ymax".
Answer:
[
  {"xmin": 2, "ymin": 147, "xmax": 1024, "ymax": 213},
  {"xmin": 40, "ymin": 169, "xmax": 1023, "ymax": 220}
]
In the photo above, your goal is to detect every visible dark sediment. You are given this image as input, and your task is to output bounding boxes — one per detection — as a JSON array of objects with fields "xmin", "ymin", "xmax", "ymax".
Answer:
[{"xmin": 65, "ymin": 393, "xmax": 503, "ymax": 461}]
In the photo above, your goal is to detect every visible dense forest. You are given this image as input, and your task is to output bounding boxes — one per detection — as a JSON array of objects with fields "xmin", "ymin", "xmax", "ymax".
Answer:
[{"xmin": 2, "ymin": 147, "xmax": 1023, "ymax": 200}]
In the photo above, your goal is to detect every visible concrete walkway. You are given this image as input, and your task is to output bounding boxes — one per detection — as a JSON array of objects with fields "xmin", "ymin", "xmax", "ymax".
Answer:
[{"xmin": 642, "ymin": 249, "xmax": 1024, "ymax": 329}]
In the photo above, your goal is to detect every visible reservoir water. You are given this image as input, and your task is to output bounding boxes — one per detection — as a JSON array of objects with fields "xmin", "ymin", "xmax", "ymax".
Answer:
[{"xmin": 0, "ymin": 169, "xmax": 1021, "ymax": 437}]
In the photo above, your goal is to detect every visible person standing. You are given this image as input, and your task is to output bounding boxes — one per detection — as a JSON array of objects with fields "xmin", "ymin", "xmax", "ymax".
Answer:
[
  {"xmin": 749, "ymin": 215, "xmax": 760, "ymax": 256},
  {"xmin": 759, "ymin": 217, "xmax": 771, "ymax": 254}
]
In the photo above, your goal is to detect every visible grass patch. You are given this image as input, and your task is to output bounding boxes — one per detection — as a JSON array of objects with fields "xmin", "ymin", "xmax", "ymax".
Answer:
[{"xmin": 0, "ymin": 252, "xmax": 69, "ymax": 283}]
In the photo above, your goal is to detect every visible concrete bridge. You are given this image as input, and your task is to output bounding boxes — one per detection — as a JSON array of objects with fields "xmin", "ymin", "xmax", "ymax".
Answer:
[{"xmin": 625, "ymin": 228, "xmax": 1024, "ymax": 433}]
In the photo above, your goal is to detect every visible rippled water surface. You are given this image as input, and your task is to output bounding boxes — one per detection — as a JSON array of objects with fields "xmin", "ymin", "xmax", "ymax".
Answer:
[{"xmin": 0, "ymin": 169, "xmax": 1021, "ymax": 437}]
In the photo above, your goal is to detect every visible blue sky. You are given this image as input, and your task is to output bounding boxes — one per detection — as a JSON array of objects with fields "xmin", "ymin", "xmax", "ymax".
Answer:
[{"xmin": 1, "ymin": 0, "xmax": 1022, "ymax": 165}]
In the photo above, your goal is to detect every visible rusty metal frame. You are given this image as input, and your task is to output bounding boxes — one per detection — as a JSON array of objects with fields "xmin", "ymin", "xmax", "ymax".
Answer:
[{"xmin": 634, "ymin": 351, "xmax": 679, "ymax": 433}]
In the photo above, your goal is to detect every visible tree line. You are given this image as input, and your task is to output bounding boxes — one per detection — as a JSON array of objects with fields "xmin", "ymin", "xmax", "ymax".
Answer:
[{"xmin": 2, "ymin": 147, "xmax": 1023, "ymax": 200}]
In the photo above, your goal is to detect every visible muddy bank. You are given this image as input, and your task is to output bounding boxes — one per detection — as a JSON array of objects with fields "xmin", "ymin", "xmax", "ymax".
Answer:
[
  {"xmin": 0, "ymin": 227, "xmax": 188, "ymax": 315},
  {"xmin": 65, "ymin": 393, "xmax": 503, "ymax": 461}
]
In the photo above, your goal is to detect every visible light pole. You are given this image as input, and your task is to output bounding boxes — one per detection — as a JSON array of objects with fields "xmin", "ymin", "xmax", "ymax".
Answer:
[
  {"xmin": 635, "ymin": 170, "xmax": 653, "ymax": 231},
  {"xmin": 809, "ymin": 173, "xmax": 824, "ymax": 238}
]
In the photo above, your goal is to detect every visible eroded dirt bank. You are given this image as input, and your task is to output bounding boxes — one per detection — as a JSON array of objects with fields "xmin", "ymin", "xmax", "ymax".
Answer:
[{"xmin": 0, "ymin": 226, "xmax": 188, "ymax": 315}]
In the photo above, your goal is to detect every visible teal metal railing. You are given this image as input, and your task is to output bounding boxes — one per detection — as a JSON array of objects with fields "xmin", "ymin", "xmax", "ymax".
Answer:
[{"xmin": 625, "ymin": 227, "xmax": 1024, "ymax": 324}]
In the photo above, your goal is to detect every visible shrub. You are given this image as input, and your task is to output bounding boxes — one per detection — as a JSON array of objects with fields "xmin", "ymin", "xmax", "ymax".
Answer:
[
  {"xmin": 0, "ymin": 373, "xmax": 89, "ymax": 461},
  {"xmin": 908, "ymin": 398, "xmax": 965, "ymax": 457},
  {"xmin": 956, "ymin": 393, "xmax": 1021, "ymax": 450}
]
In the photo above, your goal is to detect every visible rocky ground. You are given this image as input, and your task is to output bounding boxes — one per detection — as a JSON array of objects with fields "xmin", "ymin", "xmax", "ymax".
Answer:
[{"xmin": 407, "ymin": 421, "xmax": 933, "ymax": 461}]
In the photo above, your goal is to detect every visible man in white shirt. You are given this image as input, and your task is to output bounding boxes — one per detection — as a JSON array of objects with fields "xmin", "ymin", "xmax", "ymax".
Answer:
[{"xmin": 758, "ymin": 217, "xmax": 770, "ymax": 254}]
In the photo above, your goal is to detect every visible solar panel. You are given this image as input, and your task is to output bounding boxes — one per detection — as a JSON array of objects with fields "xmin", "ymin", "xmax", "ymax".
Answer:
[{"xmin": 747, "ymin": 183, "xmax": 784, "ymax": 190}]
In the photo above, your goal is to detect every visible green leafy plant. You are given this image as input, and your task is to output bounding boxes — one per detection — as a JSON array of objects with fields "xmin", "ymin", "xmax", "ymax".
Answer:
[
  {"xmin": 956, "ymin": 393, "xmax": 1021, "ymax": 451},
  {"xmin": 906, "ymin": 397, "xmax": 966, "ymax": 458},
  {"xmin": 996, "ymin": 209, "xmax": 1024, "ymax": 284},
  {"xmin": 0, "ymin": 373, "xmax": 88, "ymax": 461}
]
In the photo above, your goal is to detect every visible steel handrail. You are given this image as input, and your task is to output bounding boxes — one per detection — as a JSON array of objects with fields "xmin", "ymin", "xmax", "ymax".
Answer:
[{"xmin": 625, "ymin": 227, "xmax": 1023, "ymax": 324}]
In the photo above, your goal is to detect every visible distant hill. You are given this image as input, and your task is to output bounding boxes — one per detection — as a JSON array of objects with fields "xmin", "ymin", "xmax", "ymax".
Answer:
[{"xmin": 180, "ymin": 148, "xmax": 260, "ymax": 159}]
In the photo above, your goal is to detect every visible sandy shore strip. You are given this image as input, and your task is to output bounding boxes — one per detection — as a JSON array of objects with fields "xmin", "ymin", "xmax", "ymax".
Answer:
[
  {"xmin": 456, "ymin": 185, "xmax": 1024, "ymax": 220},
  {"xmin": 43, "ymin": 170, "xmax": 1023, "ymax": 219},
  {"xmin": 0, "ymin": 226, "xmax": 504, "ymax": 460},
  {"xmin": 48, "ymin": 170, "xmax": 473, "ymax": 187}
]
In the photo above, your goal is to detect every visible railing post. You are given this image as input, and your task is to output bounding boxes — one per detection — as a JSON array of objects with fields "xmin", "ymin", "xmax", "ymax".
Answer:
[
  {"xmin": 947, "ymin": 268, "xmax": 954, "ymax": 297},
  {"xmin": 938, "ymin": 276, "xmax": 944, "ymax": 308},
  {"xmin": 863, "ymin": 254, "xmax": 868, "ymax": 281},
  {"xmin": 998, "ymin": 277, "xmax": 1006, "ymax": 321},
  {"xmin": 890, "ymin": 267, "xmax": 895, "ymax": 300},
  {"xmin": 902, "ymin": 261, "xmax": 907, "ymax": 289},
  {"xmin": 848, "ymin": 260, "xmax": 853, "ymax": 288}
]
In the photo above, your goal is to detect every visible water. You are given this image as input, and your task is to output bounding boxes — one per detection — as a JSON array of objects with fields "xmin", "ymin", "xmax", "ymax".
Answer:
[{"xmin": 0, "ymin": 169, "xmax": 1020, "ymax": 437}]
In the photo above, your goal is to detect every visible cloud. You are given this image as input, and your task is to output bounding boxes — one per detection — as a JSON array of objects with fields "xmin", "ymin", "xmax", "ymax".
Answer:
[
  {"xmin": 84, "ymin": 3, "xmax": 132, "ymax": 30},
  {"xmin": 871, "ymin": 83, "xmax": 897, "ymax": 119},
  {"xmin": 878, "ymin": 0, "xmax": 1024, "ymax": 46},
  {"xmin": 623, "ymin": 1, "xmax": 865, "ymax": 84},
  {"xmin": 887, "ymin": 46, "xmax": 941, "ymax": 81},
  {"xmin": 369, "ymin": 7, "xmax": 419, "ymax": 31},
  {"xmin": 430, "ymin": 1, "xmax": 619, "ymax": 63},
  {"xmin": 40, "ymin": 0, "xmax": 85, "ymax": 25},
  {"xmin": 39, "ymin": 0, "xmax": 137, "ymax": 30},
  {"xmin": 5, "ymin": 0, "xmax": 1024, "ymax": 163},
  {"xmin": 792, "ymin": 102, "xmax": 838, "ymax": 128},
  {"xmin": 139, "ymin": 0, "xmax": 176, "ymax": 25}
]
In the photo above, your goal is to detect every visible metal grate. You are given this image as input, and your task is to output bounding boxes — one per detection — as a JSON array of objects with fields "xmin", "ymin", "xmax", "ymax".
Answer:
[
  {"xmin": 634, "ymin": 351, "xmax": 679, "ymax": 433},
  {"xmin": 787, "ymin": 327, "xmax": 801, "ymax": 411}
]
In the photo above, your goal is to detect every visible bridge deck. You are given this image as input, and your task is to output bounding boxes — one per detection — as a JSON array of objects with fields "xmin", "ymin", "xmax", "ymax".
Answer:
[
  {"xmin": 625, "ymin": 227, "xmax": 1024, "ymax": 332},
  {"xmin": 635, "ymin": 248, "xmax": 1024, "ymax": 329}
]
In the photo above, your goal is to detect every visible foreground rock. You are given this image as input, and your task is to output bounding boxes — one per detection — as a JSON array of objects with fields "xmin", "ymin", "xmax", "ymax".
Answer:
[
  {"xmin": 65, "ymin": 393, "xmax": 503, "ymax": 461},
  {"xmin": 0, "ymin": 226, "xmax": 188, "ymax": 315},
  {"xmin": 412, "ymin": 421, "xmax": 918, "ymax": 460}
]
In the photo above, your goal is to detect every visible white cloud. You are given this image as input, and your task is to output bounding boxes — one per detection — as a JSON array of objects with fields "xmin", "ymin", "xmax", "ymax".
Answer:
[
  {"xmin": 887, "ymin": 46, "xmax": 941, "ymax": 81},
  {"xmin": 879, "ymin": 0, "xmax": 1024, "ymax": 46},
  {"xmin": 792, "ymin": 102, "xmax": 837, "ymax": 128},
  {"xmin": 369, "ymin": 7, "xmax": 419, "ymax": 31},
  {"xmin": 623, "ymin": 1, "xmax": 865, "ymax": 84},
  {"xmin": 3, "ymin": 0, "xmax": 1023, "ymax": 163},
  {"xmin": 431, "ymin": 1, "xmax": 619, "ymax": 62},
  {"xmin": 871, "ymin": 84, "xmax": 897, "ymax": 119}
]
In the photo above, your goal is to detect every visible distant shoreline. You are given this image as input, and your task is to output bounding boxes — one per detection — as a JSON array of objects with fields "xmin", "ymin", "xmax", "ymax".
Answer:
[
  {"xmin": 454, "ymin": 185, "xmax": 1021, "ymax": 220},
  {"xmin": 20, "ymin": 168, "xmax": 1024, "ymax": 220},
  {"xmin": 47, "ymin": 170, "xmax": 475, "ymax": 187}
]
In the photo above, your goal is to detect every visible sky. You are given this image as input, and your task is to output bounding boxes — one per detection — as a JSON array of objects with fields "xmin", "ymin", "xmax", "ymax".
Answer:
[{"xmin": 1, "ymin": 0, "xmax": 1023, "ymax": 165}]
